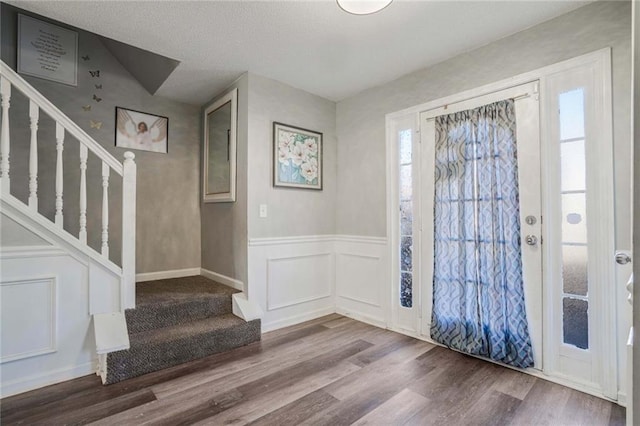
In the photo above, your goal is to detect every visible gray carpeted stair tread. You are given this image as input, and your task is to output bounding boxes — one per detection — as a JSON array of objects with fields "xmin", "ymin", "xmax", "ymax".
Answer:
[
  {"xmin": 125, "ymin": 293, "xmax": 233, "ymax": 334},
  {"xmin": 128, "ymin": 314, "xmax": 246, "ymax": 346},
  {"xmin": 105, "ymin": 316, "xmax": 261, "ymax": 384},
  {"xmin": 135, "ymin": 275, "xmax": 238, "ymax": 307},
  {"xmin": 104, "ymin": 275, "xmax": 261, "ymax": 385}
]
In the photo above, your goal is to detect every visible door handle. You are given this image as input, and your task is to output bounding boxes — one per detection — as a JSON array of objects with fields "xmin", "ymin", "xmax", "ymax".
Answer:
[
  {"xmin": 525, "ymin": 235, "xmax": 538, "ymax": 246},
  {"xmin": 615, "ymin": 251, "xmax": 632, "ymax": 265}
]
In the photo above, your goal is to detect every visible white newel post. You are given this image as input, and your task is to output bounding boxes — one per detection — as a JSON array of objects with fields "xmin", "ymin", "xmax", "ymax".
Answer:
[
  {"xmin": 55, "ymin": 123, "xmax": 64, "ymax": 227},
  {"xmin": 122, "ymin": 151, "xmax": 136, "ymax": 309},
  {"xmin": 28, "ymin": 100, "xmax": 39, "ymax": 210},
  {"xmin": 0, "ymin": 75, "xmax": 11, "ymax": 193},
  {"xmin": 79, "ymin": 144, "xmax": 88, "ymax": 244},
  {"xmin": 101, "ymin": 161, "xmax": 110, "ymax": 258}
]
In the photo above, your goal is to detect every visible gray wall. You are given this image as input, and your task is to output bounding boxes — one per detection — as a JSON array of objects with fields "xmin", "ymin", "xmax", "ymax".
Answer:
[
  {"xmin": 247, "ymin": 73, "xmax": 337, "ymax": 238},
  {"xmin": 201, "ymin": 74, "xmax": 249, "ymax": 283},
  {"xmin": 336, "ymin": 0, "xmax": 632, "ymax": 252},
  {"xmin": 1, "ymin": 5, "xmax": 201, "ymax": 273}
]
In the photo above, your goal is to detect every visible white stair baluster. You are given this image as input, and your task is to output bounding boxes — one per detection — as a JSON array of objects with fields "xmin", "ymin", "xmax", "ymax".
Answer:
[
  {"xmin": 79, "ymin": 144, "xmax": 88, "ymax": 244},
  {"xmin": 122, "ymin": 151, "xmax": 136, "ymax": 309},
  {"xmin": 0, "ymin": 75, "xmax": 11, "ymax": 193},
  {"xmin": 55, "ymin": 123, "xmax": 64, "ymax": 227},
  {"xmin": 28, "ymin": 100, "xmax": 39, "ymax": 210},
  {"xmin": 101, "ymin": 161, "xmax": 109, "ymax": 257}
]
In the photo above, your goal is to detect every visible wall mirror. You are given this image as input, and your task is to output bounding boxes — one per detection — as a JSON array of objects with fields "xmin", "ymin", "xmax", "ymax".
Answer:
[{"xmin": 203, "ymin": 88, "xmax": 237, "ymax": 202}]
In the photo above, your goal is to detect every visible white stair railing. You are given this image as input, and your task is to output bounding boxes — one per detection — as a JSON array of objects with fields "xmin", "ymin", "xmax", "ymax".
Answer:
[{"xmin": 0, "ymin": 60, "xmax": 137, "ymax": 309}]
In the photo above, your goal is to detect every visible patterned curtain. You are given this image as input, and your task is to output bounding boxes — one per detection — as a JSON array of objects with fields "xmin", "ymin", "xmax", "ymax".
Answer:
[{"xmin": 430, "ymin": 99, "xmax": 534, "ymax": 369}]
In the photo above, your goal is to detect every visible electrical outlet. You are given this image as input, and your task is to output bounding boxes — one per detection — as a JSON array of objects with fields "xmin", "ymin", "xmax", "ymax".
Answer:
[{"xmin": 259, "ymin": 204, "xmax": 268, "ymax": 218}]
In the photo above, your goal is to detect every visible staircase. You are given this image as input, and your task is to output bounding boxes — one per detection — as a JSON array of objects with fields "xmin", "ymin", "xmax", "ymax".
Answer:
[
  {"xmin": 104, "ymin": 275, "xmax": 260, "ymax": 384},
  {"xmin": 0, "ymin": 60, "xmax": 261, "ymax": 394}
]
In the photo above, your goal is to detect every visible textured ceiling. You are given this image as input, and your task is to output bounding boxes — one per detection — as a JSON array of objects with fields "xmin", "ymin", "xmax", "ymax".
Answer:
[{"xmin": 8, "ymin": 0, "xmax": 590, "ymax": 105}]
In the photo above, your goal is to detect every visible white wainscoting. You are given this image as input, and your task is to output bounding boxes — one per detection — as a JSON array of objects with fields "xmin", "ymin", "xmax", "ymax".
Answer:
[
  {"xmin": 0, "ymin": 247, "xmax": 95, "ymax": 397},
  {"xmin": 249, "ymin": 236, "xmax": 336, "ymax": 332},
  {"xmin": 248, "ymin": 235, "xmax": 388, "ymax": 332},
  {"xmin": 1, "ymin": 276, "xmax": 57, "ymax": 363},
  {"xmin": 335, "ymin": 236, "xmax": 388, "ymax": 328}
]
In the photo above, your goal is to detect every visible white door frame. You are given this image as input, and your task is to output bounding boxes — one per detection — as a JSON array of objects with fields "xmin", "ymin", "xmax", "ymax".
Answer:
[{"xmin": 385, "ymin": 48, "xmax": 618, "ymax": 401}]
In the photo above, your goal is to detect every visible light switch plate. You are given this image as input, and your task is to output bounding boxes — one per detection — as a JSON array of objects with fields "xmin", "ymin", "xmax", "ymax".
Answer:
[{"xmin": 259, "ymin": 204, "xmax": 267, "ymax": 218}]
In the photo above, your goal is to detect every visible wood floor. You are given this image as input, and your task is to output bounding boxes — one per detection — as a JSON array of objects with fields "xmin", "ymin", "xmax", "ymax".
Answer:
[{"xmin": 1, "ymin": 314, "xmax": 625, "ymax": 425}]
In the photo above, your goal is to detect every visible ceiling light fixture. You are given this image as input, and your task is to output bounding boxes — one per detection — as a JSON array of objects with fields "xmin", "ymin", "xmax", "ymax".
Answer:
[{"xmin": 337, "ymin": 0, "xmax": 393, "ymax": 15}]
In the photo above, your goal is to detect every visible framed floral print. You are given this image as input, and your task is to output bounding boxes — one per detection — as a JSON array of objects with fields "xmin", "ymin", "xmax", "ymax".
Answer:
[{"xmin": 273, "ymin": 122, "xmax": 322, "ymax": 190}]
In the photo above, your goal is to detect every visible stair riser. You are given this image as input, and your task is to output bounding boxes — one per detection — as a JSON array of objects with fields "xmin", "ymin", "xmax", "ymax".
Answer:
[
  {"xmin": 105, "ymin": 319, "xmax": 261, "ymax": 384},
  {"xmin": 125, "ymin": 297, "xmax": 232, "ymax": 334}
]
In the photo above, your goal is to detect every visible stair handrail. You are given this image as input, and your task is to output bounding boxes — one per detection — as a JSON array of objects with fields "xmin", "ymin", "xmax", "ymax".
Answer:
[
  {"xmin": 0, "ymin": 60, "xmax": 137, "ymax": 309},
  {"xmin": 0, "ymin": 61, "xmax": 123, "ymax": 175}
]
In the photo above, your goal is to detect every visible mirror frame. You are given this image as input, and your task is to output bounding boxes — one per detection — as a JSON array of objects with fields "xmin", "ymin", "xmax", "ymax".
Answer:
[{"xmin": 203, "ymin": 88, "xmax": 237, "ymax": 203}]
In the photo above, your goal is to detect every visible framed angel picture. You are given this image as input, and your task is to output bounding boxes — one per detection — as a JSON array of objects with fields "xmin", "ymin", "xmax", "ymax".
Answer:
[{"xmin": 115, "ymin": 107, "xmax": 168, "ymax": 154}]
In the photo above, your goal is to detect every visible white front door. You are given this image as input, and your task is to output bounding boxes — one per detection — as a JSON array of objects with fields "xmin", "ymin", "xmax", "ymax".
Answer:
[
  {"xmin": 390, "ymin": 52, "xmax": 617, "ymax": 400},
  {"xmin": 418, "ymin": 81, "xmax": 543, "ymax": 369}
]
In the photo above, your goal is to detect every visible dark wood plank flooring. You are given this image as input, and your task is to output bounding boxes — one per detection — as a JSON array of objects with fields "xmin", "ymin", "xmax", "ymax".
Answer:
[{"xmin": 0, "ymin": 314, "xmax": 625, "ymax": 425}]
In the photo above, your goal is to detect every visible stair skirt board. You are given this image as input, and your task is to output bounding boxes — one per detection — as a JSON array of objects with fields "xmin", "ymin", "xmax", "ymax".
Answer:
[{"xmin": 103, "ymin": 275, "xmax": 260, "ymax": 385}]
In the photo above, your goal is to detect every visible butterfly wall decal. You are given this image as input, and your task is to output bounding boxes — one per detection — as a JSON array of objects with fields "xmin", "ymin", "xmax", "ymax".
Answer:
[
  {"xmin": 95, "ymin": 84, "xmax": 102, "ymax": 89},
  {"xmin": 90, "ymin": 120, "xmax": 103, "ymax": 130},
  {"xmin": 93, "ymin": 94, "xmax": 102, "ymax": 102},
  {"xmin": 81, "ymin": 55, "xmax": 90, "ymax": 61},
  {"xmin": 82, "ymin": 105, "xmax": 91, "ymax": 112},
  {"xmin": 89, "ymin": 70, "xmax": 100, "ymax": 77}
]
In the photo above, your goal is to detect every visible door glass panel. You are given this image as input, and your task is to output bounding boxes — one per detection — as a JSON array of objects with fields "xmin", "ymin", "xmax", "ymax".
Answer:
[
  {"xmin": 558, "ymin": 87, "xmax": 589, "ymax": 350},
  {"xmin": 401, "ymin": 272, "xmax": 413, "ymax": 309},
  {"xmin": 562, "ymin": 245, "xmax": 588, "ymax": 296},
  {"xmin": 400, "ymin": 165, "xmax": 412, "ymax": 201},
  {"xmin": 559, "ymin": 88, "xmax": 585, "ymax": 140},
  {"xmin": 561, "ymin": 193, "xmax": 587, "ymax": 244},
  {"xmin": 400, "ymin": 130, "xmax": 412, "ymax": 164},
  {"xmin": 560, "ymin": 140, "xmax": 586, "ymax": 192},
  {"xmin": 401, "ymin": 236, "xmax": 413, "ymax": 272},
  {"xmin": 400, "ymin": 201, "xmax": 413, "ymax": 235},
  {"xmin": 399, "ymin": 129, "xmax": 413, "ymax": 308},
  {"xmin": 563, "ymin": 297, "xmax": 589, "ymax": 349}
]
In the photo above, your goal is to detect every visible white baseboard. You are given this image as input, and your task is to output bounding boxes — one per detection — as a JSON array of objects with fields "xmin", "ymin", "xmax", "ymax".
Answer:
[
  {"xmin": 200, "ymin": 268, "xmax": 244, "ymax": 291},
  {"xmin": 262, "ymin": 306, "xmax": 335, "ymax": 333},
  {"xmin": 136, "ymin": 268, "xmax": 201, "ymax": 282},
  {"xmin": 0, "ymin": 360, "xmax": 95, "ymax": 398},
  {"xmin": 336, "ymin": 306, "xmax": 387, "ymax": 329}
]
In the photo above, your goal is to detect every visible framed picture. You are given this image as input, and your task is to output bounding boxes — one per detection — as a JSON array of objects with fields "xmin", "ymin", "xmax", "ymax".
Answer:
[
  {"xmin": 273, "ymin": 122, "xmax": 322, "ymax": 190},
  {"xmin": 115, "ymin": 107, "xmax": 168, "ymax": 154},
  {"xmin": 18, "ymin": 14, "xmax": 78, "ymax": 86}
]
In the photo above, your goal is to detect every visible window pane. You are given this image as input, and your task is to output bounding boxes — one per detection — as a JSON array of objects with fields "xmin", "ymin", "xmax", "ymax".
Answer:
[
  {"xmin": 562, "ymin": 245, "xmax": 588, "ymax": 296},
  {"xmin": 561, "ymin": 193, "xmax": 587, "ymax": 244},
  {"xmin": 400, "ymin": 200, "xmax": 412, "ymax": 236},
  {"xmin": 561, "ymin": 140, "xmax": 586, "ymax": 192},
  {"xmin": 401, "ymin": 272, "xmax": 412, "ymax": 308},
  {"xmin": 401, "ymin": 236, "xmax": 412, "ymax": 272},
  {"xmin": 400, "ymin": 165, "xmax": 412, "ymax": 201},
  {"xmin": 399, "ymin": 129, "xmax": 412, "ymax": 164},
  {"xmin": 559, "ymin": 88, "xmax": 585, "ymax": 140},
  {"xmin": 563, "ymin": 297, "xmax": 588, "ymax": 349}
]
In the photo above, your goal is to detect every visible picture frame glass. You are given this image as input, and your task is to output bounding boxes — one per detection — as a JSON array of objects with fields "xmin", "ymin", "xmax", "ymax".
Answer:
[
  {"xmin": 273, "ymin": 123, "xmax": 322, "ymax": 190},
  {"xmin": 115, "ymin": 107, "xmax": 168, "ymax": 154}
]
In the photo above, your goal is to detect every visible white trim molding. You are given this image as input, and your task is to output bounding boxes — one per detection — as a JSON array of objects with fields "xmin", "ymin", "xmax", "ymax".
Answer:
[
  {"xmin": 135, "ymin": 268, "xmax": 201, "ymax": 283},
  {"xmin": 0, "ymin": 360, "xmax": 95, "ymax": 398},
  {"xmin": 200, "ymin": 268, "xmax": 244, "ymax": 291},
  {"xmin": 0, "ymin": 276, "xmax": 57, "ymax": 363}
]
